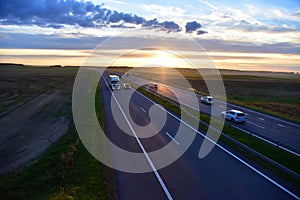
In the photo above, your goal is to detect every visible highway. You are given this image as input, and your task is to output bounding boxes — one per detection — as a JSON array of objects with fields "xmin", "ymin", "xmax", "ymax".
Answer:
[
  {"xmin": 122, "ymin": 74, "xmax": 300, "ymax": 153},
  {"xmin": 100, "ymin": 76, "xmax": 299, "ymax": 199}
]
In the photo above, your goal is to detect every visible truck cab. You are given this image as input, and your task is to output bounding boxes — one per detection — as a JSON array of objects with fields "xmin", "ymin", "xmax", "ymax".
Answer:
[{"xmin": 109, "ymin": 75, "xmax": 121, "ymax": 90}]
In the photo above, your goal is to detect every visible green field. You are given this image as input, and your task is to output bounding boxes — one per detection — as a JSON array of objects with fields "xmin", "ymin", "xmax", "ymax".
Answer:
[{"xmin": 111, "ymin": 67, "xmax": 300, "ymax": 123}]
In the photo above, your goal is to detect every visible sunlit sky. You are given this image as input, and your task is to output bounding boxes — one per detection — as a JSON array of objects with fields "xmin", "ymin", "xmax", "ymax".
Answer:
[{"xmin": 0, "ymin": 0, "xmax": 299, "ymax": 72}]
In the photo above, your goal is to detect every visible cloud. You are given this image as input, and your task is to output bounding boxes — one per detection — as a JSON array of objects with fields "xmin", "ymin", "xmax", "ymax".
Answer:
[
  {"xmin": 232, "ymin": 20, "xmax": 297, "ymax": 33},
  {"xmin": 197, "ymin": 30, "xmax": 207, "ymax": 35},
  {"xmin": 1, "ymin": 32, "xmax": 299, "ymax": 55},
  {"xmin": 160, "ymin": 21, "xmax": 181, "ymax": 32},
  {"xmin": 141, "ymin": 4, "xmax": 186, "ymax": 19},
  {"xmin": 0, "ymin": 0, "xmax": 181, "ymax": 33},
  {"xmin": 185, "ymin": 21, "xmax": 201, "ymax": 33},
  {"xmin": 185, "ymin": 21, "xmax": 207, "ymax": 35},
  {"xmin": 140, "ymin": 18, "xmax": 181, "ymax": 32}
]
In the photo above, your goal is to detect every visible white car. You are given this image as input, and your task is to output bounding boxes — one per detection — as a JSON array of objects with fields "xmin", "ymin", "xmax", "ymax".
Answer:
[
  {"xmin": 200, "ymin": 96, "xmax": 214, "ymax": 105},
  {"xmin": 221, "ymin": 109, "xmax": 246, "ymax": 123},
  {"xmin": 123, "ymin": 83, "xmax": 131, "ymax": 89},
  {"xmin": 149, "ymin": 83, "xmax": 158, "ymax": 90}
]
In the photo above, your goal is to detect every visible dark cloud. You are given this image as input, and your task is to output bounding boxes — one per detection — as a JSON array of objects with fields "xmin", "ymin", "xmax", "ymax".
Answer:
[
  {"xmin": 185, "ymin": 21, "xmax": 201, "ymax": 33},
  {"xmin": 196, "ymin": 30, "xmax": 207, "ymax": 35},
  {"xmin": 2, "ymin": 32, "xmax": 299, "ymax": 55},
  {"xmin": 0, "ymin": 0, "xmax": 181, "ymax": 33},
  {"xmin": 110, "ymin": 24, "xmax": 135, "ymax": 29},
  {"xmin": 142, "ymin": 18, "xmax": 181, "ymax": 32},
  {"xmin": 143, "ymin": 18, "xmax": 160, "ymax": 28},
  {"xmin": 161, "ymin": 21, "xmax": 181, "ymax": 32}
]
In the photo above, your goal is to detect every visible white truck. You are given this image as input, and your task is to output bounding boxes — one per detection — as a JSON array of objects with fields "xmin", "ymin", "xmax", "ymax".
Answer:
[{"xmin": 108, "ymin": 75, "xmax": 121, "ymax": 90}]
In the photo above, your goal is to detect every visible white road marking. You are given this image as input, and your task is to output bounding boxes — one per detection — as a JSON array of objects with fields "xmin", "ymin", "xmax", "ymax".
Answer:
[
  {"xmin": 140, "ymin": 107, "xmax": 146, "ymax": 113},
  {"xmin": 247, "ymin": 121, "xmax": 265, "ymax": 129},
  {"xmin": 126, "ymin": 75, "xmax": 300, "ymax": 129},
  {"xmin": 134, "ymin": 89, "xmax": 299, "ymax": 199},
  {"xmin": 111, "ymin": 76, "xmax": 299, "ymax": 199},
  {"xmin": 259, "ymin": 118, "xmax": 265, "ymax": 121},
  {"xmin": 277, "ymin": 124, "xmax": 285, "ymax": 128},
  {"xmin": 104, "ymin": 78, "xmax": 173, "ymax": 200},
  {"xmin": 165, "ymin": 132, "xmax": 180, "ymax": 145}
]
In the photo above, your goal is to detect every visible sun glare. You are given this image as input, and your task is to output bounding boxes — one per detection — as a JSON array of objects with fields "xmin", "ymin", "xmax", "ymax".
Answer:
[
  {"xmin": 151, "ymin": 50, "xmax": 177, "ymax": 67},
  {"xmin": 147, "ymin": 50, "xmax": 191, "ymax": 68}
]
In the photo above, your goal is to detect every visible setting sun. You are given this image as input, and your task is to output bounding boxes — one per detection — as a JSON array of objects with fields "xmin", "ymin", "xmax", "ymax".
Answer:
[{"xmin": 150, "ymin": 50, "xmax": 178, "ymax": 67}]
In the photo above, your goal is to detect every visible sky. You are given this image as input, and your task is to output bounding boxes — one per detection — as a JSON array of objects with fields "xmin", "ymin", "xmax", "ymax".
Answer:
[{"xmin": 0, "ymin": 0, "xmax": 299, "ymax": 72}]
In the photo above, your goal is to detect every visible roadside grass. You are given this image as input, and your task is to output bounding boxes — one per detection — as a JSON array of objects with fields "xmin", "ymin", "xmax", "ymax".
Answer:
[
  {"xmin": 228, "ymin": 96, "xmax": 300, "ymax": 123},
  {"xmin": 0, "ymin": 125, "xmax": 109, "ymax": 200},
  {"xmin": 0, "ymin": 84, "xmax": 116, "ymax": 199},
  {"xmin": 135, "ymin": 85, "xmax": 300, "ymax": 189},
  {"xmin": 112, "ymin": 67, "xmax": 300, "ymax": 123},
  {"xmin": 188, "ymin": 74, "xmax": 300, "ymax": 124}
]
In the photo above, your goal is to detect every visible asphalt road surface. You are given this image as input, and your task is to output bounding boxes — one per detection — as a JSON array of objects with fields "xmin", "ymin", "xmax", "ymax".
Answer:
[
  {"xmin": 100, "ymin": 76, "xmax": 298, "ymax": 200},
  {"xmin": 122, "ymin": 74, "xmax": 300, "ymax": 153}
]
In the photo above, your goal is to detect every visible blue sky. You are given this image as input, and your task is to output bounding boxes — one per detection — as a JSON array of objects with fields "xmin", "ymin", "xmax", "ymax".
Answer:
[{"xmin": 0, "ymin": 0, "xmax": 299, "ymax": 72}]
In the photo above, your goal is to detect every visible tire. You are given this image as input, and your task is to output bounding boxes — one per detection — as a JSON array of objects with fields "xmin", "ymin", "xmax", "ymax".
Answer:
[{"xmin": 231, "ymin": 118, "xmax": 235, "ymax": 123}]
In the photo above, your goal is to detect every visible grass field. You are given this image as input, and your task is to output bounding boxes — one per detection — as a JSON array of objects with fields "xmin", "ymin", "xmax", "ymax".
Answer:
[
  {"xmin": 110, "ymin": 67, "xmax": 300, "ymax": 123},
  {"xmin": 0, "ymin": 64, "xmax": 299, "ymax": 198},
  {"xmin": 0, "ymin": 64, "xmax": 116, "ymax": 199}
]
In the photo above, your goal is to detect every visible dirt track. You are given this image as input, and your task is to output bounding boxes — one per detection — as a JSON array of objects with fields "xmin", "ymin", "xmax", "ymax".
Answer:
[{"xmin": 0, "ymin": 65, "xmax": 77, "ymax": 176}]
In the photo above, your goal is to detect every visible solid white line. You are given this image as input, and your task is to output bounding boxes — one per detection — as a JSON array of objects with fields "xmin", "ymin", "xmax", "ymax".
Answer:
[
  {"xmin": 279, "ymin": 146, "xmax": 300, "ymax": 157},
  {"xmin": 277, "ymin": 124, "xmax": 286, "ymax": 128},
  {"xmin": 233, "ymin": 125, "xmax": 276, "ymax": 145},
  {"xmin": 135, "ymin": 88, "xmax": 299, "ymax": 199},
  {"xmin": 259, "ymin": 118, "xmax": 265, "ymax": 121},
  {"xmin": 232, "ymin": 125, "xmax": 300, "ymax": 157},
  {"xmin": 247, "ymin": 121, "xmax": 265, "ymax": 129},
  {"xmin": 104, "ymin": 78, "xmax": 173, "ymax": 200},
  {"xmin": 165, "ymin": 132, "xmax": 180, "ymax": 145},
  {"xmin": 140, "ymin": 107, "xmax": 146, "ymax": 113},
  {"xmin": 126, "ymin": 75, "xmax": 300, "ymax": 158},
  {"xmin": 127, "ymin": 75, "xmax": 300, "ymax": 158},
  {"xmin": 126, "ymin": 74, "xmax": 300, "ymax": 129}
]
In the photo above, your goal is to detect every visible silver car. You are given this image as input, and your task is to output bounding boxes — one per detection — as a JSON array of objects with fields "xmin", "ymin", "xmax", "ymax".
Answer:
[
  {"xmin": 221, "ymin": 109, "xmax": 246, "ymax": 123},
  {"xmin": 200, "ymin": 96, "xmax": 214, "ymax": 105}
]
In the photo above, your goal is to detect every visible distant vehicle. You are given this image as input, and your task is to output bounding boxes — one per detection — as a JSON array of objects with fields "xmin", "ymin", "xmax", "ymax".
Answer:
[
  {"xmin": 200, "ymin": 96, "xmax": 214, "ymax": 105},
  {"xmin": 108, "ymin": 75, "xmax": 121, "ymax": 90},
  {"xmin": 149, "ymin": 83, "xmax": 158, "ymax": 90},
  {"xmin": 123, "ymin": 83, "xmax": 131, "ymax": 89},
  {"xmin": 221, "ymin": 109, "xmax": 246, "ymax": 123}
]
